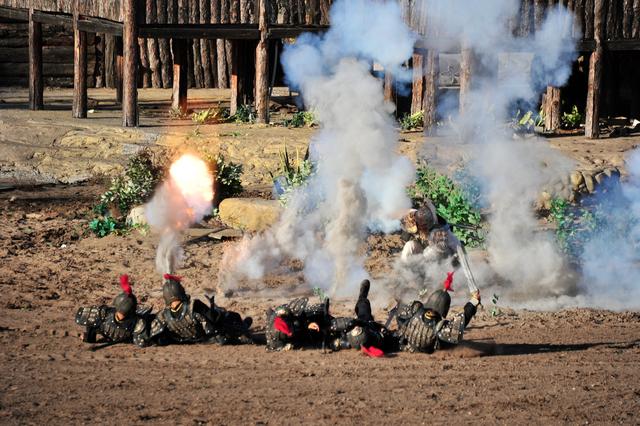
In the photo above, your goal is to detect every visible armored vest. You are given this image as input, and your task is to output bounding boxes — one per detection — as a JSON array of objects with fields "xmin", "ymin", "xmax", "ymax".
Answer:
[
  {"xmin": 159, "ymin": 302, "xmax": 207, "ymax": 342},
  {"xmin": 76, "ymin": 305, "xmax": 146, "ymax": 345}
]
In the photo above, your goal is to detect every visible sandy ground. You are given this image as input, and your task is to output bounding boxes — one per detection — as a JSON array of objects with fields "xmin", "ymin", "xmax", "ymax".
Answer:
[{"xmin": 1, "ymin": 89, "xmax": 640, "ymax": 424}]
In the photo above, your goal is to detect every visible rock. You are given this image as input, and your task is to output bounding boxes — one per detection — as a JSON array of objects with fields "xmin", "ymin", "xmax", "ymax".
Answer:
[
  {"xmin": 582, "ymin": 172, "xmax": 595, "ymax": 193},
  {"xmin": 570, "ymin": 171, "xmax": 584, "ymax": 189},
  {"xmin": 126, "ymin": 205, "xmax": 147, "ymax": 227},
  {"xmin": 218, "ymin": 198, "xmax": 282, "ymax": 232}
]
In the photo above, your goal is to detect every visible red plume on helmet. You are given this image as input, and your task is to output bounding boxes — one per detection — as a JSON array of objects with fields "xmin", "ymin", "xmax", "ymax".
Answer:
[
  {"xmin": 119, "ymin": 274, "xmax": 133, "ymax": 296},
  {"xmin": 443, "ymin": 271, "xmax": 454, "ymax": 292},
  {"xmin": 361, "ymin": 346, "xmax": 384, "ymax": 358},
  {"xmin": 273, "ymin": 317, "xmax": 293, "ymax": 337},
  {"xmin": 163, "ymin": 273, "xmax": 182, "ymax": 282}
]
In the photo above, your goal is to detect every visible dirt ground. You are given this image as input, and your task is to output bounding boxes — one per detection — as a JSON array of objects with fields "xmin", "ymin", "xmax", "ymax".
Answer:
[{"xmin": 1, "ymin": 89, "xmax": 640, "ymax": 424}]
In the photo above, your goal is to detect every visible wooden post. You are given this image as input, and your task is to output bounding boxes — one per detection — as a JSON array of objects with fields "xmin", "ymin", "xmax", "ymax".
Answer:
[
  {"xmin": 72, "ymin": 6, "xmax": 88, "ymax": 119},
  {"xmin": 411, "ymin": 52, "xmax": 424, "ymax": 115},
  {"xmin": 212, "ymin": 0, "xmax": 229, "ymax": 88},
  {"xmin": 255, "ymin": 0, "xmax": 269, "ymax": 123},
  {"xmin": 171, "ymin": 39, "xmax": 188, "ymax": 113},
  {"xmin": 115, "ymin": 37, "xmax": 124, "ymax": 104},
  {"xmin": 28, "ymin": 8, "xmax": 44, "ymax": 110},
  {"xmin": 459, "ymin": 46, "xmax": 474, "ymax": 116},
  {"xmin": 147, "ymin": 0, "xmax": 162, "ymax": 87},
  {"xmin": 200, "ymin": 0, "xmax": 213, "ymax": 88},
  {"xmin": 383, "ymin": 71, "xmax": 394, "ymax": 103},
  {"xmin": 230, "ymin": 40, "xmax": 241, "ymax": 116},
  {"xmin": 123, "ymin": 0, "xmax": 139, "ymax": 127},
  {"xmin": 543, "ymin": 86, "xmax": 561, "ymax": 132},
  {"xmin": 423, "ymin": 49, "xmax": 439, "ymax": 135},
  {"xmin": 585, "ymin": 0, "xmax": 604, "ymax": 139}
]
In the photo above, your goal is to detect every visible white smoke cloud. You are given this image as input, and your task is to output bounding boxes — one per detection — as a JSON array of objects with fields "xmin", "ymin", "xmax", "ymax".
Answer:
[
  {"xmin": 220, "ymin": 0, "xmax": 416, "ymax": 297},
  {"xmin": 145, "ymin": 154, "xmax": 214, "ymax": 275}
]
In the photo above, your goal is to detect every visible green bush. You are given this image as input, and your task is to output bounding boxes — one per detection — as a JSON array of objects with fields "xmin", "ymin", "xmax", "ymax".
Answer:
[
  {"xmin": 214, "ymin": 154, "xmax": 244, "ymax": 199},
  {"xmin": 191, "ymin": 105, "xmax": 227, "ymax": 124},
  {"xmin": 270, "ymin": 146, "xmax": 314, "ymax": 205},
  {"xmin": 561, "ymin": 105, "xmax": 583, "ymax": 129},
  {"xmin": 231, "ymin": 104, "xmax": 254, "ymax": 124},
  {"xmin": 89, "ymin": 216, "xmax": 117, "ymax": 237},
  {"xmin": 399, "ymin": 110, "xmax": 424, "ymax": 131},
  {"xmin": 408, "ymin": 163, "xmax": 484, "ymax": 247},
  {"xmin": 549, "ymin": 197, "xmax": 597, "ymax": 258},
  {"xmin": 285, "ymin": 111, "xmax": 316, "ymax": 128}
]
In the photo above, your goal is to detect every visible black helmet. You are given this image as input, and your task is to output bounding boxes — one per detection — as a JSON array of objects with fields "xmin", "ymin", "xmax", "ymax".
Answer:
[
  {"xmin": 113, "ymin": 275, "xmax": 137, "ymax": 317},
  {"xmin": 162, "ymin": 274, "xmax": 188, "ymax": 305},
  {"xmin": 424, "ymin": 289, "xmax": 451, "ymax": 318}
]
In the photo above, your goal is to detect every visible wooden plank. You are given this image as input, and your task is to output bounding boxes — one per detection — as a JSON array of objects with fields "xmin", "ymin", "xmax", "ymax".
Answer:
[
  {"xmin": 32, "ymin": 11, "xmax": 73, "ymax": 25},
  {"xmin": 459, "ymin": 46, "xmax": 474, "ymax": 116},
  {"xmin": 189, "ymin": 0, "xmax": 203, "ymax": 88},
  {"xmin": 200, "ymin": 0, "xmax": 213, "ymax": 87},
  {"xmin": 255, "ymin": 0, "xmax": 268, "ymax": 123},
  {"xmin": 585, "ymin": 0, "xmax": 604, "ymax": 139},
  {"xmin": 383, "ymin": 71, "xmax": 394, "ymax": 104},
  {"xmin": 123, "ymin": 0, "xmax": 139, "ymax": 126},
  {"xmin": 146, "ymin": 0, "xmax": 162, "ymax": 87},
  {"xmin": 115, "ymin": 36, "xmax": 123, "ymax": 103},
  {"xmin": 267, "ymin": 24, "xmax": 328, "ymax": 38},
  {"xmin": 157, "ymin": 0, "xmax": 172, "ymax": 87},
  {"xmin": 0, "ymin": 6, "xmax": 28, "ymax": 22},
  {"xmin": 77, "ymin": 16, "xmax": 123, "ymax": 35},
  {"xmin": 171, "ymin": 38, "xmax": 188, "ymax": 112},
  {"xmin": 411, "ymin": 52, "xmax": 424, "ymax": 115},
  {"xmin": 584, "ymin": 0, "xmax": 594, "ymax": 38},
  {"xmin": 29, "ymin": 8, "xmax": 44, "ymax": 110},
  {"xmin": 543, "ymin": 86, "xmax": 561, "ymax": 131},
  {"xmin": 423, "ymin": 49, "xmax": 438, "ymax": 135}
]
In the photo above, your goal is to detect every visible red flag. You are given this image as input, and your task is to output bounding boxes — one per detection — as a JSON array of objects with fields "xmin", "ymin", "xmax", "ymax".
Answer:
[
  {"xmin": 273, "ymin": 317, "xmax": 292, "ymax": 337},
  {"xmin": 361, "ymin": 346, "xmax": 384, "ymax": 358},
  {"xmin": 163, "ymin": 273, "xmax": 182, "ymax": 282},
  {"xmin": 443, "ymin": 271, "xmax": 454, "ymax": 292},
  {"xmin": 119, "ymin": 274, "xmax": 132, "ymax": 296}
]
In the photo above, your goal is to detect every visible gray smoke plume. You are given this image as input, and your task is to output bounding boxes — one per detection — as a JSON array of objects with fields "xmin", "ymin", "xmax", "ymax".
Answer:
[
  {"xmin": 408, "ymin": 0, "xmax": 581, "ymax": 306},
  {"xmin": 219, "ymin": 0, "xmax": 416, "ymax": 297}
]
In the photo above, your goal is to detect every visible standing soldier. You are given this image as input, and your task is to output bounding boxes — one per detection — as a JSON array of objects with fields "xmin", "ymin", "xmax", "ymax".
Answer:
[
  {"xmin": 150, "ymin": 274, "xmax": 252, "ymax": 345},
  {"xmin": 75, "ymin": 275, "xmax": 153, "ymax": 348}
]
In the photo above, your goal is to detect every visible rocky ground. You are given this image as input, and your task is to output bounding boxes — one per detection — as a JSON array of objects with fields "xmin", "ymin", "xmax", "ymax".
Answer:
[{"xmin": 1, "ymin": 88, "xmax": 640, "ymax": 424}]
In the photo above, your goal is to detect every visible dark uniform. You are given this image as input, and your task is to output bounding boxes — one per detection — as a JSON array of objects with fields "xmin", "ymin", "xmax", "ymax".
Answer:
[
  {"xmin": 265, "ymin": 297, "xmax": 330, "ymax": 351},
  {"xmin": 392, "ymin": 289, "xmax": 479, "ymax": 353},
  {"xmin": 75, "ymin": 275, "xmax": 152, "ymax": 348},
  {"xmin": 150, "ymin": 274, "xmax": 252, "ymax": 345},
  {"xmin": 328, "ymin": 280, "xmax": 392, "ymax": 355}
]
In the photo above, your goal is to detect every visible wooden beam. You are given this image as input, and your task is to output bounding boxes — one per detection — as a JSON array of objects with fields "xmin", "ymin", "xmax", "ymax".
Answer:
[
  {"xmin": 77, "ymin": 17, "xmax": 123, "ymax": 36},
  {"xmin": 171, "ymin": 38, "xmax": 188, "ymax": 113},
  {"xmin": 0, "ymin": 6, "xmax": 28, "ymax": 22},
  {"xmin": 72, "ymin": 8, "xmax": 88, "ymax": 119},
  {"xmin": 267, "ymin": 24, "xmax": 329, "ymax": 38},
  {"xmin": 123, "ymin": 0, "xmax": 139, "ymax": 126},
  {"xmin": 585, "ymin": 0, "xmax": 604, "ymax": 139},
  {"xmin": 254, "ymin": 0, "xmax": 269, "ymax": 123},
  {"xmin": 28, "ymin": 8, "xmax": 44, "ymax": 111},
  {"xmin": 139, "ymin": 23, "xmax": 259, "ymax": 39},
  {"xmin": 32, "ymin": 11, "xmax": 73, "ymax": 26}
]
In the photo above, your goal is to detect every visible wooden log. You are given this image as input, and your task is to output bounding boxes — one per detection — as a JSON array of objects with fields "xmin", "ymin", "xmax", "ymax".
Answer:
[
  {"xmin": 423, "ymin": 49, "xmax": 439, "ymax": 135},
  {"xmin": 520, "ymin": 0, "xmax": 532, "ymax": 36},
  {"xmin": 200, "ymin": 0, "xmax": 213, "ymax": 88},
  {"xmin": 459, "ymin": 46, "xmax": 474, "ymax": 116},
  {"xmin": 138, "ymin": 37, "xmax": 151, "ymax": 87},
  {"xmin": 222, "ymin": 0, "xmax": 232, "ymax": 87},
  {"xmin": 116, "ymin": 36, "xmax": 123, "ymax": 103},
  {"xmin": 573, "ymin": 0, "xmax": 585, "ymax": 38},
  {"xmin": 230, "ymin": 0, "xmax": 239, "ymax": 23},
  {"xmin": 157, "ymin": 0, "xmax": 172, "ymax": 87},
  {"xmin": 623, "ymin": 0, "xmax": 633, "ymax": 38},
  {"xmin": 230, "ymin": 40, "xmax": 240, "ymax": 114},
  {"xmin": 411, "ymin": 52, "xmax": 424, "ymax": 115},
  {"xmin": 383, "ymin": 71, "xmax": 394, "ymax": 104},
  {"xmin": 95, "ymin": 33, "xmax": 105, "ymax": 88},
  {"xmin": 212, "ymin": 0, "xmax": 228, "ymax": 87},
  {"xmin": 634, "ymin": 0, "xmax": 640, "ymax": 39},
  {"xmin": 123, "ymin": 0, "xmax": 139, "ymax": 127},
  {"xmin": 146, "ymin": 0, "xmax": 162, "ymax": 87},
  {"xmin": 189, "ymin": 0, "xmax": 204, "ymax": 88},
  {"xmin": 543, "ymin": 86, "xmax": 561, "ymax": 131},
  {"xmin": 584, "ymin": 0, "xmax": 594, "ymax": 38},
  {"xmin": 585, "ymin": 0, "xmax": 604, "ymax": 139},
  {"xmin": 255, "ymin": 0, "xmax": 269, "ymax": 123},
  {"xmin": 534, "ymin": 0, "xmax": 546, "ymax": 29},
  {"xmin": 240, "ymin": 0, "xmax": 248, "ymax": 22},
  {"xmin": 105, "ymin": 34, "xmax": 116, "ymax": 87},
  {"xmin": 28, "ymin": 8, "xmax": 43, "ymax": 110},
  {"xmin": 320, "ymin": 0, "xmax": 329, "ymax": 25},
  {"xmin": 72, "ymin": 8, "xmax": 87, "ymax": 119},
  {"xmin": 171, "ymin": 38, "xmax": 188, "ymax": 112}
]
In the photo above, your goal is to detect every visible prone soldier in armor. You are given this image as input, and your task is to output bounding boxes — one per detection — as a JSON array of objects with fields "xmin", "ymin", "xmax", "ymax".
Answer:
[
  {"xmin": 265, "ymin": 296, "xmax": 330, "ymax": 351},
  {"xmin": 75, "ymin": 275, "xmax": 152, "ymax": 348},
  {"xmin": 391, "ymin": 275, "xmax": 481, "ymax": 353},
  {"xmin": 328, "ymin": 280, "xmax": 393, "ymax": 357},
  {"xmin": 150, "ymin": 274, "xmax": 252, "ymax": 345}
]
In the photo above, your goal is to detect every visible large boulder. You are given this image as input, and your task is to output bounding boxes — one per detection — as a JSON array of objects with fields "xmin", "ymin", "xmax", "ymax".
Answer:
[{"xmin": 218, "ymin": 198, "xmax": 282, "ymax": 232}]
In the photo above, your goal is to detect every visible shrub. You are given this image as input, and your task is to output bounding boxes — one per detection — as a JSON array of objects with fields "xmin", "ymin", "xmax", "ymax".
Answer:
[
  {"xmin": 561, "ymin": 105, "xmax": 583, "ymax": 129},
  {"xmin": 549, "ymin": 197, "xmax": 597, "ymax": 258},
  {"xmin": 191, "ymin": 106, "xmax": 227, "ymax": 124},
  {"xmin": 408, "ymin": 163, "xmax": 484, "ymax": 247},
  {"xmin": 285, "ymin": 111, "xmax": 317, "ymax": 128},
  {"xmin": 214, "ymin": 154, "xmax": 244, "ymax": 199},
  {"xmin": 270, "ymin": 146, "xmax": 314, "ymax": 205},
  {"xmin": 231, "ymin": 104, "xmax": 254, "ymax": 124},
  {"xmin": 399, "ymin": 110, "xmax": 424, "ymax": 131}
]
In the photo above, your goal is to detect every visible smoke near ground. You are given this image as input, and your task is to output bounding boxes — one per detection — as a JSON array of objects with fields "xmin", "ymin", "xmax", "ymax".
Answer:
[
  {"xmin": 145, "ymin": 154, "xmax": 214, "ymax": 275},
  {"xmin": 219, "ymin": 0, "xmax": 415, "ymax": 298}
]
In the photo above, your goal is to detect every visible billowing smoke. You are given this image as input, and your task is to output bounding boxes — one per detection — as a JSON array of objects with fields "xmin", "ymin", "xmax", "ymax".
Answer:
[
  {"xmin": 219, "ymin": 0, "xmax": 416, "ymax": 297},
  {"xmin": 145, "ymin": 154, "xmax": 214, "ymax": 274},
  {"xmin": 410, "ymin": 0, "xmax": 580, "ymax": 305}
]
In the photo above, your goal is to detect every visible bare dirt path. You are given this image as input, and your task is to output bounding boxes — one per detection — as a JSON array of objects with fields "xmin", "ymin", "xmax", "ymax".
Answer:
[{"xmin": 1, "ymin": 184, "xmax": 639, "ymax": 424}]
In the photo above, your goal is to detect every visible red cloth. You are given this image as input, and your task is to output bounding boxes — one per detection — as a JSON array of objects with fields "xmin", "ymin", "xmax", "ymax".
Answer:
[
  {"xmin": 273, "ymin": 317, "xmax": 292, "ymax": 337},
  {"xmin": 443, "ymin": 271, "xmax": 454, "ymax": 292},
  {"xmin": 361, "ymin": 346, "xmax": 384, "ymax": 358},
  {"xmin": 163, "ymin": 273, "xmax": 182, "ymax": 282},
  {"xmin": 119, "ymin": 274, "xmax": 132, "ymax": 296}
]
